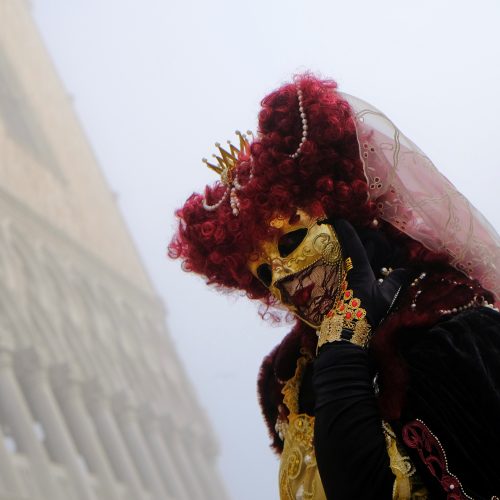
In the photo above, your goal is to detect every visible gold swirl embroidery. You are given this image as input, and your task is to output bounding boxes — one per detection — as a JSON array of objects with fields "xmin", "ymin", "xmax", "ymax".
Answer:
[
  {"xmin": 383, "ymin": 422, "xmax": 429, "ymax": 499},
  {"xmin": 279, "ymin": 414, "xmax": 325, "ymax": 500},
  {"xmin": 282, "ymin": 352, "xmax": 310, "ymax": 415},
  {"xmin": 279, "ymin": 353, "xmax": 326, "ymax": 500},
  {"xmin": 312, "ymin": 232, "xmax": 342, "ymax": 264}
]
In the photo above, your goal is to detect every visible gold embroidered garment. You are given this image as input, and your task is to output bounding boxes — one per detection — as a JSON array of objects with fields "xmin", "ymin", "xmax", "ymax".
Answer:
[
  {"xmin": 279, "ymin": 413, "xmax": 326, "ymax": 500},
  {"xmin": 277, "ymin": 354, "xmax": 429, "ymax": 499},
  {"xmin": 278, "ymin": 354, "xmax": 326, "ymax": 500}
]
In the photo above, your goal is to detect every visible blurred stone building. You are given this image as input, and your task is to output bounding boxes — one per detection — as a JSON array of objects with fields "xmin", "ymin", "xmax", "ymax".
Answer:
[{"xmin": 0, "ymin": 1, "xmax": 229, "ymax": 499}]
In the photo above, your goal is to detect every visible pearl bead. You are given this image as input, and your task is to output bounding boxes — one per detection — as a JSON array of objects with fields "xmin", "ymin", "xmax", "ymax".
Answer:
[{"xmin": 290, "ymin": 84, "xmax": 309, "ymax": 159}]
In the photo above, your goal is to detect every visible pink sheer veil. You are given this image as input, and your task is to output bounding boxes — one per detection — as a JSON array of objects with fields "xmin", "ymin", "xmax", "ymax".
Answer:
[{"xmin": 340, "ymin": 93, "xmax": 500, "ymax": 305}]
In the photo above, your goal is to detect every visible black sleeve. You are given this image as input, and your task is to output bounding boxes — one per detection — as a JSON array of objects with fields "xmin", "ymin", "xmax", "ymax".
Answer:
[
  {"xmin": 400, "ymin": 308, "xmax": 500, "ymax": 497},
  {"xmin": 313, "ymin": 341, "xmax": 394, "ymax": 499}
]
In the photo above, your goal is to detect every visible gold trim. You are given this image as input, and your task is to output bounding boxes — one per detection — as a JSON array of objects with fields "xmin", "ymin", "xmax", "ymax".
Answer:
[
  {"xmin": 383, "ymin": 422, "xmax": 429, "ymax": 499},
  {"xmin": 316, "ymin": 282, "xmax": 372, "ymax": 350}
]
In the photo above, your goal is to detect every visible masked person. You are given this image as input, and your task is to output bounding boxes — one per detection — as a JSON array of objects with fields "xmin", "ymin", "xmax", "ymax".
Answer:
[{"xmin": 169, "ymin": 75, "xmax": 500, "ymax": 499}]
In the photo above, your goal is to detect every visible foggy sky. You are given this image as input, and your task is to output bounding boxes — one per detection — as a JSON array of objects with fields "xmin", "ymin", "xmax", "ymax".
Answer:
[{"xmin": 31, "ymin": 1, "xmax": 500, "ymax": 498}]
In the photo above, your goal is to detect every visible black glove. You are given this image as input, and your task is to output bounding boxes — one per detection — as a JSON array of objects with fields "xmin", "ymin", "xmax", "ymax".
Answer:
[
  {"xmin": 333, "ymin": 219, "xmax": 407, "ymax": 328},
  {"xmin": 317, "ymin": 219, "xmax": 407, "ymax": 350}
]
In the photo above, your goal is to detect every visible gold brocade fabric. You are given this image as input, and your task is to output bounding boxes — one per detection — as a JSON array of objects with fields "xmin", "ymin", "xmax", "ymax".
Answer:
[
  {"xmin": 278, "ymin": 354, "xmax": 429, "ymax": 500},
  {"xmin": 279, "ymin": 413, "xmax": 326, "ymax": 500},
  {"xmin": 279, "ymin": 352, "xmax": 326, "ymax": 500}
]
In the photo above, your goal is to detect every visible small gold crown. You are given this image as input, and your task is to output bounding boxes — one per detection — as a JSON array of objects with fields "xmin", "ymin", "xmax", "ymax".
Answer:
[{"xmin": 202, "ymin": 131, "xmax": 252, "ymax": 186}]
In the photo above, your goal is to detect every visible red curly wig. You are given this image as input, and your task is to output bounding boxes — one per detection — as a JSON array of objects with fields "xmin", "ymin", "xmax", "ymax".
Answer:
[{"xmin": 169, "ymin": 76, "xmax": 387, "ymax": 298}]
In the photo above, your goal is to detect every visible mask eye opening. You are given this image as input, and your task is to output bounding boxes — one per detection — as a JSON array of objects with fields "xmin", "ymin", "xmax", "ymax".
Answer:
[
  {"xmin": 256, "ymin": 263, "xmax": 272, "ymax": 287},
  {"xmin": 278, "ymin": 228, "xmax": 308, "ymax": 258}
]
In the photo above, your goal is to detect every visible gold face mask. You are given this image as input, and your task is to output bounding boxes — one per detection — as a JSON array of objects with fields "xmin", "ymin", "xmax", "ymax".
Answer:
[{"xmin": 248, "ymin": 209, "xmax": 346, "ymax": 328}]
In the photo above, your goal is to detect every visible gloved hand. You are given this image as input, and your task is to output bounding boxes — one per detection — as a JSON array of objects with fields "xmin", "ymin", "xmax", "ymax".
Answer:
[{"xmin": 317, "ymin": 219, "xmax": 407, "ymax": 349}]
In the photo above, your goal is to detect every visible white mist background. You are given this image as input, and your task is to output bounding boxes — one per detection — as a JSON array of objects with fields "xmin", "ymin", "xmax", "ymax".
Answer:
[{"xmin": 31, "ymin": 1, "xmax": 500, "ymax": 499}]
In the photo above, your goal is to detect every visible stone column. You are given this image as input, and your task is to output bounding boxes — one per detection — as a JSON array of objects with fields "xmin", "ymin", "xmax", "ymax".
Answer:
[
  {"xmin": 192, "ymin": 433, "xmax": 229, "ymax": 500},
  {"xmin": 0, "ymin": 420, "xmax": 24, "ymax": 496},
  {"xmin": 50, "ymin": 365, "xmax": 121, "ymax": 500},
  {"xmin": 0, "ymin": 338, "xmax": 62, "ymax": 500},
  {"xmin": 84, "ymin": 381, "xmax": 149, "ymax": 500},
  {"xmin": 187, "ymin": 431, "xmax": 230, "ymax": 500},
  {"xmin": 160, "ymin": 416, "xmax": 206, "ymax": 500},
  {"xmin": 113, "ymin": 394, "xmax": 172, "ymax": 500},
  {"xmin": 139, "ymin": 408, "xmax": 190, "ymax": 500},
  {"xmin": 16, "ymin": 348, "xmax": 98, "ymax": 500}
]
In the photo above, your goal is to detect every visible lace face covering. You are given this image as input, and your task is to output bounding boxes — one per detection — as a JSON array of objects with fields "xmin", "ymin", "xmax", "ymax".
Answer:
[
  {"xmin": 248, "ymin": 210, "xmax": 346, "ymax": 328},
  {"xmin": 277, "ymin": 259, "xmax": 344, "ymax": 327}
]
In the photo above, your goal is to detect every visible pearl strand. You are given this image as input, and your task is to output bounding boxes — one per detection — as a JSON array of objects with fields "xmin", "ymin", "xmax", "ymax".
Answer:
[
  {"xmin": 201, "ymin": 130, "xmax": 255, "ymax": 216},
  {"xmin": 290, "ymin": 87, "xmax": 308, "ymax": 159},
  {"xmin": 408, "ymin": 274, "xmax": 499, "ymax": 315},
  {"xmin": 409, "ymin": 272, "xmax": 427, "ymax": 310},
  {"xmin": 229, "ymin": 187, "xmax": 240, "ymax": 216},
  {"xmin": 202, "ymin": 188, "xmax": 228, "ymax": 211},
  {"xmin": 439, "ymin": 298, "xmax": 499, "ymax": 315}
]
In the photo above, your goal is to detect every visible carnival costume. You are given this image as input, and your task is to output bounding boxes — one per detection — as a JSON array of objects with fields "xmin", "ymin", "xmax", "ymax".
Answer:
[{"xmin": 169, "ymin": 75, "xmax": 500, "ymax": 499}]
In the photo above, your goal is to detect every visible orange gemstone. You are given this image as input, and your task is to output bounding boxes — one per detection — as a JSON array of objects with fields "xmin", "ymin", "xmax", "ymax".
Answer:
[
  {"xmin": 345, "ymin": 291, "xmax": 351, "ymax": 299},
  {"xmin": 346, "ymin": 312, "xmax": 352, "ymax": 319},
  {"xmin": 356, "ymin": 310, "xmax": 363, "ymax": 318},
  {"xmin": 352, "ymin": 300, "xmax": 358, "ymax": 307}
]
